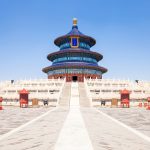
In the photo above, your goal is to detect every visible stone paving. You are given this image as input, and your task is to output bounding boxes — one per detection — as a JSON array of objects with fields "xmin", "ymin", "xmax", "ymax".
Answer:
[
  {"xmin": 81, "ymin": 108, "xmax": 150, "ymax": 150},
  {"xmin": 0, "ymin": 107, "xmax": 68, "ymax": 150},
  {"xmin": 54, "ymin": 82, "xmax": 93, "ymax": 150},
  {"xmin": 0, "ymin": 106, "xmax": 52, "ymax": 135},
  {"xmin": 98, "ymin": 107, "xmax": 150, "ymax": 137}
]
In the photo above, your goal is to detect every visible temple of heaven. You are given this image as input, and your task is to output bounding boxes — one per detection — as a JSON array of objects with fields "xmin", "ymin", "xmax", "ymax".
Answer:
[{"xmin": 42, "ymin": 18, "xmax": 107, "ymax": 82}]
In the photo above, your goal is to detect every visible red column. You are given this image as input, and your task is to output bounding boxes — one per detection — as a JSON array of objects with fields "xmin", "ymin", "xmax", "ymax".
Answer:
[
  {"xmin": 0, "ymin": 97, "xmax": 3, "ymax": 110},
  {"xmin": 147, "ymin": 97, "xmax": 150, "ymax": 110}
]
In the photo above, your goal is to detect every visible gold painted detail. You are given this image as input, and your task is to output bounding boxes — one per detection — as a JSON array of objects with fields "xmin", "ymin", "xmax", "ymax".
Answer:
[
  {"xmin": 73, "ymin": 18, "xmax": 77, "ymax": 26},
  {"xmin": 71, "ymin": 36, "xmax": 79, "ymax": 48}
]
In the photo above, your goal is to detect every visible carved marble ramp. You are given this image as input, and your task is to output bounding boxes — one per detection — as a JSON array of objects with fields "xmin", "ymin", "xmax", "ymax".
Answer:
[{"xmin": 54, "ymin": 82, "xmax": 93, "ymax": 150}]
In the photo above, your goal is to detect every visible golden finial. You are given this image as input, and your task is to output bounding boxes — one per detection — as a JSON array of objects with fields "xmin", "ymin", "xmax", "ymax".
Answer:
[{"xmin": 73, "ymin": 18, "xmax": 77, "ymax": 26}]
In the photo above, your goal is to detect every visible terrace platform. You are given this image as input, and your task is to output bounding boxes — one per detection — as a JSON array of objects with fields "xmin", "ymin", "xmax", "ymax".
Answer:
[{"xmin": 0, "ymin": 82, "xmax": 150, "ymax": 150}]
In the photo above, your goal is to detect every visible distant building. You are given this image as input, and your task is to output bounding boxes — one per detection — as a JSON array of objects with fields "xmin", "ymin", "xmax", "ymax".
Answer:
[{"xmin": 42, "ymin": 19, "xmax": 107, "ymax": 82}]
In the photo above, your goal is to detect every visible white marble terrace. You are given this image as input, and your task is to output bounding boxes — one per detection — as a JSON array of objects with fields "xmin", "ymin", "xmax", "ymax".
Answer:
[
  {"xmin": 84, "ymin": 78, "xmax": 150, "ymax": 107},
  {"xmin": 1, "ymin": 78, "xmax": 150, "ymax": 107},
  {"xmin": 0, "ymin": 78, "xmax": 65, "ymax": 106}
]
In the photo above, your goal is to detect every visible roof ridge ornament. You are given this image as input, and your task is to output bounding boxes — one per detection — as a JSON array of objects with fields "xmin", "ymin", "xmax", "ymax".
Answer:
[{"xmin": 73, "ymin": 18, "xmax": 77, "ymax": 26}]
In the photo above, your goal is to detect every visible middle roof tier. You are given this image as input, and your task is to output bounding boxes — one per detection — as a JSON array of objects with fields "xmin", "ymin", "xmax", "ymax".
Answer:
[{"xmin": 47, "ymin": 49, "xmax": 103, "ymax": 62}]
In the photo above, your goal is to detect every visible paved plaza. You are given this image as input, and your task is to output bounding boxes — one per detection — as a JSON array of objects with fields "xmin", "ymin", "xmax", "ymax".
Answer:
[{"xmin": 0, "ymin": 83, "xmax": 150, "ymax": 150}]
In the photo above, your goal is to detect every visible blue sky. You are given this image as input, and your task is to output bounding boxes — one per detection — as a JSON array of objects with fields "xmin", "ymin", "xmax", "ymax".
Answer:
[{"xmin": 0, "ymin": 0, "xmax": 150, "ymax": 81}]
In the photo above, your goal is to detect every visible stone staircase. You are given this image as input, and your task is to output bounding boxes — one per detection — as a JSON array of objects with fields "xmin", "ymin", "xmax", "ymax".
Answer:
[
  {"xmin": 78, "ymin": 83, "xmax": 91, "ymax": 107},
  {"xmin": 58, "ymin": 83, "xmax": 71, "ymax": 106}
]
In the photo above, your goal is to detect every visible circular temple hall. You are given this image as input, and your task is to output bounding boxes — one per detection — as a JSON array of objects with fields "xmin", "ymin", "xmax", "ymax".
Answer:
[{"xmin": 42, "ymin": 19, "xmax": 107, "ymax": 82}]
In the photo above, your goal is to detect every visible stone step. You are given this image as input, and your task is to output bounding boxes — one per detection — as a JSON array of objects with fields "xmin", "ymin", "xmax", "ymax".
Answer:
[
  {"xmin": 78, "ymin": 83, "xmax": 91, "ymax": 107},
  {"xmin": 59, "ymin": 83, "xmax": 71, "ymax": 106}
]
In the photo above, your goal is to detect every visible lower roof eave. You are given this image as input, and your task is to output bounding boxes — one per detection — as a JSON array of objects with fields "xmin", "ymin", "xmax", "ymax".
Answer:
[{"xmin": 42, "ymin": 65, "xmax": 107, "ymax": 74}]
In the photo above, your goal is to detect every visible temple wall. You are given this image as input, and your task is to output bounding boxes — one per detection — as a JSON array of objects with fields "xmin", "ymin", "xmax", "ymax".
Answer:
[{"xmin": 48, "ymin": 73, "xmax": 102, "ymax": 82}]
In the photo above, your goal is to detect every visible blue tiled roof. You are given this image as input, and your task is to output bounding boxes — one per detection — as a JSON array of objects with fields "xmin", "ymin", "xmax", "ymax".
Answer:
[
  {"xmin": 67, "ymin": 26, "xmax": 84, "ymax": 36},
  {"xmin": 54, "ymin": 25, "xmax": 96, "ymax": 47}
]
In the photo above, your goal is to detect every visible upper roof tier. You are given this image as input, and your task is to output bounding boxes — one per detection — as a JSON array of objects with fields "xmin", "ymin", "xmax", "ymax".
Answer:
[{"xmin": 54, "ymin": 18, "xmax": 96, "ymax": 49}]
